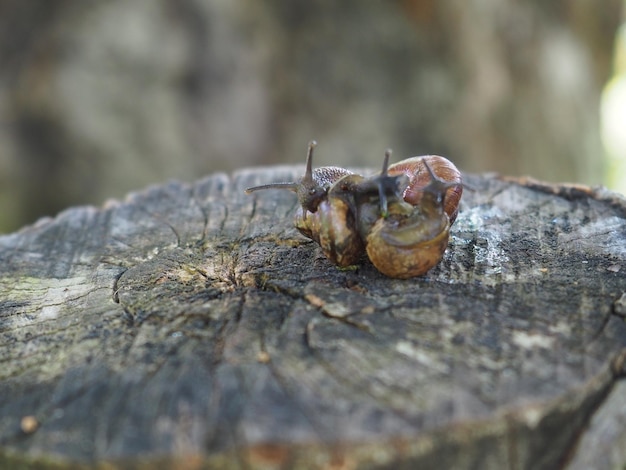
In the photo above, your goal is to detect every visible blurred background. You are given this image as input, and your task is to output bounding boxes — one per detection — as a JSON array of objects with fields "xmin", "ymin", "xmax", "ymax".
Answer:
[{"xmin": 1, "ymin": 0, "xmax": 625, "ymax": 233}]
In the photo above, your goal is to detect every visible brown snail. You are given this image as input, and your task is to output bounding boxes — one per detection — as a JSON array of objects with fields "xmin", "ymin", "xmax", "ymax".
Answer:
[{"xmin": 245, "ymin": 141, "xmax": 463, "ymax": 278}]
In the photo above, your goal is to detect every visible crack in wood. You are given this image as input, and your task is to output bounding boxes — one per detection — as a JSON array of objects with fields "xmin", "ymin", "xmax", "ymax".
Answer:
[{"xmin": 1, "ymin": 168, "xmax": 625, "ymax": 468}]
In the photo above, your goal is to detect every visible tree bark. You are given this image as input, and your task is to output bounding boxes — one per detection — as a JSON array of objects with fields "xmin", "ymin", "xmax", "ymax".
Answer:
[{"xmin": 0, "ymin": 166, "xmax": 625, "ymax": 469}]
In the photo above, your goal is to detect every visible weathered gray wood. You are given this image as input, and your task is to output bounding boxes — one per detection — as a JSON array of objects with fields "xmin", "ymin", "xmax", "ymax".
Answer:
[{"xmin": 0, "ymin": 166, "xmax": 625, "ymax": 469}]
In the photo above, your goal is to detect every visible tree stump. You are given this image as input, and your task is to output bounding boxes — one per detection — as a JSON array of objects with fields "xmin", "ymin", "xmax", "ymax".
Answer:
[{"xmin": 1, "ymin": 165, "xmax": 625, "ymax": 469}]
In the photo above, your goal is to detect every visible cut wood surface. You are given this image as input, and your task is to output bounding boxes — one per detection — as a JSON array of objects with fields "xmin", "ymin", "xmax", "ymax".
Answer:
[{"xmin": 0, "ymin": 165, "xmax": 625, "ymax": 469}]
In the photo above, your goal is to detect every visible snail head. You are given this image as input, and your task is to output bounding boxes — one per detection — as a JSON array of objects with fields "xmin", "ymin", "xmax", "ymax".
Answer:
[
  {"xmin": 245, "ymin": 140, "xmax": 328, "ymax": 214},
  {"xmin": 354, "ymin": 149, "xmax": 410, "ymax": 218}
]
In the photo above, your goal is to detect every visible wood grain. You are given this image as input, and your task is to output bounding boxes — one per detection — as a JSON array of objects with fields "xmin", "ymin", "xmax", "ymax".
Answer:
[{"xmin": 1, "ymin": 166, "xmax": 625, "ymax": 469}]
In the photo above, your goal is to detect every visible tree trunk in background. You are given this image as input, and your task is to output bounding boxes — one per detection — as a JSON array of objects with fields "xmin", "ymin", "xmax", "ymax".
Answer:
[{"xmin": 0, "ymin": 0, "xmax": 623, "ymax": 232}]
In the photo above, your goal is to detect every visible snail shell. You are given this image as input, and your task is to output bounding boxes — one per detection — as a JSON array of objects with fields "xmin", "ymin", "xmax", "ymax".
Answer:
[
  {"xmin": 388, "ymin": 155, "xmax": 463, "ymax": 224},
  {"xmin": 295, "ymin": 175, "xmax": 366, "ymax": 266},
  {"xmin": 364, "ymin": 157, "xmax": 460, "ymax": 278}
]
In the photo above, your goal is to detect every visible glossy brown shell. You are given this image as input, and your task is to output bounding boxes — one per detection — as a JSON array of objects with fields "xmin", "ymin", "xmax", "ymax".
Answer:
[
  {"xmin": 388, "ymin": 155, "xmax": 463, "ymax": 224},
  {"xmin": 366, "ymin": 215, "xmax": 450, "ymax": 279},
  {"xmin": 295, "ymin": 200, "xmax": 364, "ymax": 267},
  {"xmin": 295, "ymin": 175, "xmax": 366, "ymax": 267},
  {"xmin": 366, "ymin": 156, "xmax": 458, "ymax": 278}
]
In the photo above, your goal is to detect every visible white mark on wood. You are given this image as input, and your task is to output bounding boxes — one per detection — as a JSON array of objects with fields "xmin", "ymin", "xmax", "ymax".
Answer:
[
  {"xmin": 452, "ymin": 205, "xmax": 513, "ymax": 282},
  {"xmin": 520, "ymin": 405, "xmax": 543, "ymax": 429},
  {"xmin": 39, "ymin": 305, "xmax": 60, "ymax": 320},
  {"xmin": 512, "ymin": 331, "xmax": 554, "ymax": 349},
  {"xmin": 395, "ymin": 341, "xmax": 451, "ymax": 374},
  {"xmin": 548, "ymin": 321, "xmax": 572, "ymax": 336},
  {"xmin": 558, "ymin": 216, "xmax": 626, "ymax": 258},
  {"xmin": 1, "ymin": 276, "xmax": 93, "ymax": 327},
  {"xmin": 607, "ymin": 264, "xmax": 621, "ymax": 273}
]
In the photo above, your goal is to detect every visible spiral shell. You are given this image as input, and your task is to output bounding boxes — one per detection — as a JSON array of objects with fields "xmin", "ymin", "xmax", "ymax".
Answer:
[
  {"xmin": 388, "ymin": 155, "xmax": 463, "ymax": 223},
  {"xmin": 295, "ymin": 175, "xmax": 365, "ymax": 267}
]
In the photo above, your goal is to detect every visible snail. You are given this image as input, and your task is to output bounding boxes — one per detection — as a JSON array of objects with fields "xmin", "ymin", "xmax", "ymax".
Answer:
[{"xmin": 245, "ymin": 141, "xmax": 463, "ymax": 278}]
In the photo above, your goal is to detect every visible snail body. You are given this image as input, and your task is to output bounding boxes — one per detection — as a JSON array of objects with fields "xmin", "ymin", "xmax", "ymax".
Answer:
[
  {"xmin": 295, "ymin": 174, "xmax": 367, "ymax": 267},
  {"xmin": 245, "ymin": 141, "xmax": 463, "ymax": 278}
]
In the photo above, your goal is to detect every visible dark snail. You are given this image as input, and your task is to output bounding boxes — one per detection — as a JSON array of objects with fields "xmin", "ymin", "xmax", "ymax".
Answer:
[{"xmin": 245, "ymin": 141, "xmax": 463, "ymax": 278}]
